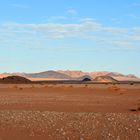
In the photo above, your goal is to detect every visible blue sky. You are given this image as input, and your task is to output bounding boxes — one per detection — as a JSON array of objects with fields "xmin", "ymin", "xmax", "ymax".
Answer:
[{"xmin": 0, "ymin": 0, "xmax": 140, "ymax": 76}]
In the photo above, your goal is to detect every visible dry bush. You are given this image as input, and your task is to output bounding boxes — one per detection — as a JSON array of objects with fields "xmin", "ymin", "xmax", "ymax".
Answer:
[
  {"xmin": 137, "ymin": 104, "xmax": 140, "ymax": 111},
  {"xmin": 129, "ymin": 104, "xmax": 140, "ymax": 112},
  {"xmin": 69, "ymin": 85, "xmax": 73, "ymax": 88},
  {"xmin": 19, "ymin": 87, "xmax": 23, "ymax": 90},
  {"xmin": 130, "ymin": 83, "xmax": 134, "ymax": 85},
  {"xmin": 129, "ymin": 108, "xmax": 137, "ymax": 112}
]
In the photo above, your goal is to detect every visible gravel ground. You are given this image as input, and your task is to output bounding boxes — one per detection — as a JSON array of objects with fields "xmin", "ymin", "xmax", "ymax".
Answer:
[
  {"xmin": 0, "ymin": 111, "xmax": 140, "ymax": 140},
  {"xmin": 0, "ymin": 84, "xmax": 140, "ymax": 140}
]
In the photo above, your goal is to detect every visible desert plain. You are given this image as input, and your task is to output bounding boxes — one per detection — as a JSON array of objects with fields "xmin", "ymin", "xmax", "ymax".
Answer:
[{"xmin": 0, "ymin": 83, "xmax": 140, "ymax": 140}]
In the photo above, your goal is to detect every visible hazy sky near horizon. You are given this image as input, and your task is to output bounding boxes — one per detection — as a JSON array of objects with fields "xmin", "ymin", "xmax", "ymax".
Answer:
[{"xmin": 0, "ymin": 0, "xmax": 140, "ymax": 76}]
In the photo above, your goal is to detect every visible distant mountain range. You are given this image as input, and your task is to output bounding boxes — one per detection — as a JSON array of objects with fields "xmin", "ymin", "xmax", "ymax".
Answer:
[
  {"xmin": 25, "ymin": 71, "xmax": 71, "ymax": 79},
  {"xmin": 0, "ymin": 70, "xmax": 139, "ymax": 82},
  {"xmin": 58, "ymin": 70, "xmax": 138, "ymax": 78}
]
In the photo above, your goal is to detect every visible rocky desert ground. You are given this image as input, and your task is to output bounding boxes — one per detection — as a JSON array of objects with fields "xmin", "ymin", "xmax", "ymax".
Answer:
[{"xmin": 0, "ymin": 83, "xmax": 140, "ymax": 140}]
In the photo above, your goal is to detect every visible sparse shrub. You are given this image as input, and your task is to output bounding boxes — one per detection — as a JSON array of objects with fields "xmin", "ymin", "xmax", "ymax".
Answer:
[
  {"xmin": 129, "ymin": 108, "xmax": 137, "ymax": 112},
  {"xmin": 130, "ymin": 83, "xmax": 134, "ymax": 85},
  {"xmin": 129, "ymin": 105, "xmax": 140, "ymax": 112},
  {"xmin": 19, "ymin": 87, "xmax": 23, "ymax": 90},
  {"xmin": 137, "ymin": 106, "xmax": 140, "ymax": 111},
  {"xmin": 137, "ymin": 104, "xmax": 140, "ymax": 111},
  {"xmin": 70, "ymin": 85, "xmax": 73, "ymax": 88}
]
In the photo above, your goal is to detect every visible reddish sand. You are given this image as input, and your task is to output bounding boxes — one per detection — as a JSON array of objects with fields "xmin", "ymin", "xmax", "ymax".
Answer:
[{"xmin": 0, "ymin": 83, "xmax": 140, "ymax": 140}]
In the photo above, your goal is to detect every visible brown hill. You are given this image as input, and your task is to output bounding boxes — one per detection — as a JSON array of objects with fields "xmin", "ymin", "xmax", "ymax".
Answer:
[
  {"xmin": 90, "ymin": 71, "xmax": 124, "ymax": 78},
  {"xmin": 0, "ymin": 76, "xmax": 31, "ymax": 83},
  {"xmin": 94, "ymin": 76, "xmax": 118, "ymax": 83},
  {"xmin": 24, "ymin": 71, "xmax": 72, "ymax": 80},
  {"xmin": 58, "ymin": 70, "xmax": 88, "ymax": 78}
]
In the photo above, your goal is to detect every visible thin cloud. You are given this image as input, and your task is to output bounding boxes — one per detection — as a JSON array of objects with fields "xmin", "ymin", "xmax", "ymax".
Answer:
[
  {"xmin": 0, "ymin": 18, "xmax": 140, "ymax": 52},
  {"xmin": 67, "ymin": 8, "xmax": 78, "ymax": 15},
  {"xmin": 80, "ymin": 18, "xmax": 97, "ymax": 22},
  {"xmin": 129, "ymin": 14, "xmax": 140, "ymax": 19},
  {"xmin": 111, "ymin": 18, "xmax": 121, "ymax": 24},
  {"xmin": 47, "ymin": 16, "xmax": 67, "ymax": 22}
]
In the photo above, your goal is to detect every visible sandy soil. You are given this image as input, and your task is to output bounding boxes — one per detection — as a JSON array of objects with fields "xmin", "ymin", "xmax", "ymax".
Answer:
[
  {"xmin": 0, "ymin": 83, "xmax": 140, "ymax": 140},
  {"xmin": 27, "ymin": 78, "xmax": 66, "ymax": 81}
]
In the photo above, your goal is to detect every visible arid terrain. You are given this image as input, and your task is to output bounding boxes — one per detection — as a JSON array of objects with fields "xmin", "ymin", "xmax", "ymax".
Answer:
[
  {"xmin": 1, "ymin": 70, "xmax": 140, "ymax": 82},
  {"xmin": 0, "ymin": 83, "xmax": 140, "ymax": 140}
]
